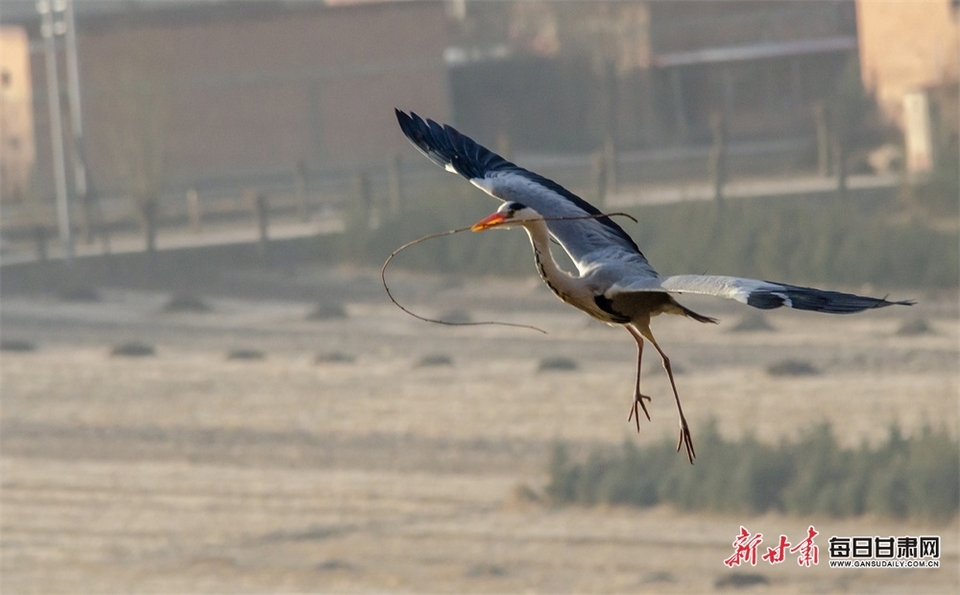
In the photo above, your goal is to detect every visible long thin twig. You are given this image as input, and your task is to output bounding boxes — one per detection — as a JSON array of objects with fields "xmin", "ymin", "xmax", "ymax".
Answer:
[
  {"xmin": 381, "ymin": 225, "xmax": 549, "ymax": 333},
  {"xmin": 380, "ymin": 211, "xmax": 639, "ymax": 333}
]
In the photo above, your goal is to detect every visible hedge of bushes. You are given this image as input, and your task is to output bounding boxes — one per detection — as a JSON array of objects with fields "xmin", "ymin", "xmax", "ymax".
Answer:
[
  {"xmin": 326, "ymin": 187, "xmax": 958, "ymax": 288},
  {"xmin": 545, "ymin": 421, "xmax": 958, "ymax": 521}
]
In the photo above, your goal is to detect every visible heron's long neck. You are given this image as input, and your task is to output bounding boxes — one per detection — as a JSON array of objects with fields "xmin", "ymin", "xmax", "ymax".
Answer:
[{"xmin": 522, "ymin": 220, "xmax": 582, "ymax": 301}]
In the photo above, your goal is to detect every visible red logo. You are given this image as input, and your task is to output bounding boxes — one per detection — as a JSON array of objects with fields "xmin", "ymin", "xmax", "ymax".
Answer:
[{"xmin": 726, "ymin": 525, "xmax": 819, "ymax": 567}]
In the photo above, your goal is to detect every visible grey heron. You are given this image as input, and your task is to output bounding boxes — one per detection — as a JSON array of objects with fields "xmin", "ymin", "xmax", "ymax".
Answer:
[{"xmin": 395, "ymin": 109, "xmax": 913, "ymax": 463}]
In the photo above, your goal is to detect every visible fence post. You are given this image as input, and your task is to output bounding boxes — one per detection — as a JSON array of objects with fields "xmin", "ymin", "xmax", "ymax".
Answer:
[
  {"xmin": 354, "ymin": 171, "xmax": 374, "ymax": 229},
  {"xmin": 77, "ymin": 194, "xmax": 93, "ymax": 245},
  {"xmin": 33, "ymin": 225, "xmax": 48, "ymax": 261},
  {"xmin": 833, "ymin": 133, "xmax": 848, "ymax": 200},
  {"xmin": 295, "ymin": 160, "xmax": 309, "ymax": 222},
  {"xmin": 246, "ymin": 189, "xmax": 269, "ymax": 257},
  {"xmin": 603, "ymin": 134, "xmax": 618, "ymax": 195},
  {"xmin": 186, "ymin": 186, "xmax": 201, "ymax": 232},
  {"xmin": 387, "ymin": 153, "xmax": 402, "ymax": 216},
  {"xmin": 138, "ymin": 195, "xmax": 158, "ymax": 253},
  {"xmin": 593, "ymin": 150, "xmax": 607, "ymax": 207},
  {"xmin": 708, "ymin": 110, "xmax": 727, "ymax": 208},
  {"xmin": 813, "ymin": 101, "xmax": 831, "ymax": 176}
]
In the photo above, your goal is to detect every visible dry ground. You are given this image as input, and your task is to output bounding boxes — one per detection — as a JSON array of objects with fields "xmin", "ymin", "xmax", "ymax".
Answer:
[{"xmin": 2, "ymin": 268, "xmax": 957, "ymax": 593}]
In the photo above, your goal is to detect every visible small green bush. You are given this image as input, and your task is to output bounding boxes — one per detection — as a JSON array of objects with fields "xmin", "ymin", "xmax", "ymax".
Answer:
[
  {"xmin": 714, "ymin": 573, "xmax": 769, "ymax": 589},
  {"xmin": 0, "ymin": 338, "xmax": 37, "ymax": 352},
  {"xmin": 163, "ymin": 292, "xmax": 211, "ymax": 313},
  {"xmin": 538, "ymin": 356, "xmax": 578, "ymax": 372},
  {"xmin": 58, "ymin": 283, "xmax": 100, "ymax": 302},
  {"xmin": 415, "ymin": 354, "xmax": 453, "ymax": 367},
  {"xmin": 315, "ymin": 351, "xmax": 356, "ymax": 364},
  {"xmin": 226, "ymin": 349, "xmax": 265, "ymax": 361},
  {"xmin": 729, "ymin": 312, "xmax": 775, "ymax": 333},
  {"xmin": 110, "ymin": 341, "xmax": 155, "ymax": 357},
  {"xmin": 766, "ymin": 359, "xmax": 819, "ymax": 377},
  {"xmin": 307, "ymin": 302, "xmax": 348, "ymax": 320},
  {"xmin": 896, "ymin": 316, "xmax": 934, "ymax": 336}
]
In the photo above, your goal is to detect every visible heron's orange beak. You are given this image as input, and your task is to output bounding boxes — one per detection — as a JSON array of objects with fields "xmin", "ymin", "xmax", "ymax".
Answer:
[{"xmin": 471, "ymin": 212, "xmax": 507, "ymax": 232}]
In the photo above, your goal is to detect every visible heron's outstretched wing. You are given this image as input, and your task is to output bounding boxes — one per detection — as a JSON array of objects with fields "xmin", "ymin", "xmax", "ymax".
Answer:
[
  {"xmin": 610, "ymin": 274, "xmax": 914, "ymax": 314},
  {"xmin": 396, "ymin": 109, "xmax": 655, "ymax": 276}
]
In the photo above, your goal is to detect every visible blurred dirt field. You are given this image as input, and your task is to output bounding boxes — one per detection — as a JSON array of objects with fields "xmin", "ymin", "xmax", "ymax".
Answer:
[{"xmin": 2, "ymin": 267, "xmax": 957, "ymax": 593}]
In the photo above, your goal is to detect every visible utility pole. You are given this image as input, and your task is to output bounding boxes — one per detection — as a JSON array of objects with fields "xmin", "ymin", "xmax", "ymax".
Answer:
[
  {"xmin": 38, "ymin": 0, "xmax": 73, "ymax": 263},
  {"xmin": 63, "ymin": 0, "xmax": 92, "ymax": 241}
]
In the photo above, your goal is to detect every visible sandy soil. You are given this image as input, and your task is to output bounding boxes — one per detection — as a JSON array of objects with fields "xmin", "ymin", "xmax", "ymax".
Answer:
[{"xmin": 2, "ymin": 269, "xmax": 957, "ymax": 593}]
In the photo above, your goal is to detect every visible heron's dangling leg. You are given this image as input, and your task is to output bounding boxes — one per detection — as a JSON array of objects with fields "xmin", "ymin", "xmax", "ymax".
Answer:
[
  {"xmin": 635, "ymin": 324, "xmax": 696, "ymax": 464},
  {"xmin": 625, "ymin": 326, "xmax": 652, "ymax": 432}
]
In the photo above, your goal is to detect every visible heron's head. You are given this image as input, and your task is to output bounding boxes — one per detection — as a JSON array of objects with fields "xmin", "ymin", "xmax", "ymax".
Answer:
[{"xmin": 471, "ymin": 202, "xmax": 540, "ymax": 232}]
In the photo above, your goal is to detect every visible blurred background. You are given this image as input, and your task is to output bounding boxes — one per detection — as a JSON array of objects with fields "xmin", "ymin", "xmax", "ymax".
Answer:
[
  {"xmin": 1, "ymin": 1, "xmax": 958, "ymax": 592},
  {"xmin": 1, "ymin": 0, "xmax": 957, "ymax": 264}
]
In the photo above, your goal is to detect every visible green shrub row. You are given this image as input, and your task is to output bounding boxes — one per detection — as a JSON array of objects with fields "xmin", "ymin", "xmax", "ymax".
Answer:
[
  {"xmin": 545, "ymin": 421, "xmax": 959, "ymax": 521},
  {"xmin": 322, "ymin": 185, "xmax": 958, "ymax": 288},
  {"xmin": 631, "ymin": 196, "xmax": 958, "ymax": 289}
]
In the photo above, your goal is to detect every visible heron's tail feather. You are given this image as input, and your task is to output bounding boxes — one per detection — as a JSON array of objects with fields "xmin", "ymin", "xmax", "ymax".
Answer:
[{"xmin": 680, "ymin": 304, "xmax": 719, "ymax": 324}]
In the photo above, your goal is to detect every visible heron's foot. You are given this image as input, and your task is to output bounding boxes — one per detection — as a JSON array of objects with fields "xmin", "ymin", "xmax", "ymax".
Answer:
[
  {"xmin": 627, "ymin": 393, "xmax": 652, "ymax": 432},
  {"xmin": 676, "ymin": 419, "xmax": 696, "ymax": 464}
]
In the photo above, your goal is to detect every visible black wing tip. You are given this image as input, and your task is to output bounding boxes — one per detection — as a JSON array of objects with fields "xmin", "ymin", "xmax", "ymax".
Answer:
[
  {"xmin": 747, "ymin": 284, "xmax": 916, "ymax": 314},
  {"xmin": 394, "ymin": 108, "xmax": 414, "ymax": 131},
  {"xmin": 828, "ymin": 292, "xmax": 916, "ymax": 312},
  {"xmin": 394, "ymin": 109, "xmax": 445, "ymax": 140},
  {"xmin": 858, "ymin": 296, "xmax": 916, "ymax": 312},
  {"xmin": 879, "ymin": 295, "xmax": 917, "ymax": 308},
  {"xmin": 395, "ymin": 109, "xmax": 429, "ymax": 144},
  {"xmin": 394, "ymin": 109, "xmax": 511, "ymax": 181},
  {"xmin": 394, "ymin": 108, "xmax": 425, "ymax": 127}
]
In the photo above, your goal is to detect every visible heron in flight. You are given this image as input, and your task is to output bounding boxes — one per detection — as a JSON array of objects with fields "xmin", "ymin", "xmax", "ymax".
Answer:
[{"xmin": 395, "ymin": 109, "xmax": 913, "ymax": 463}]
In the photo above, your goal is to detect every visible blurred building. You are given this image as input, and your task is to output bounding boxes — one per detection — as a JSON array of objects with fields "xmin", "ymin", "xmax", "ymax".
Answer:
[
  {"xmin": 856, "ymin": 0, "xmax": 959, "ymax": 172},
  {"xmin": 857, "ymin": 0, "xmax": 959, "ymax": 125},
  {"xmin": 11, "ymin": 0, "xmax": 956, "ymax": 205},
  {"xmin": 448, "ymin": 1, "xmax": 858, "ymax": 152},
  {"xmin": 0, "ymin": 26, "xmax": 36, "ymax": 203},
  {"xmin": 9, "ymin": 0, "xmax": 449, "ymax": 198}
]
